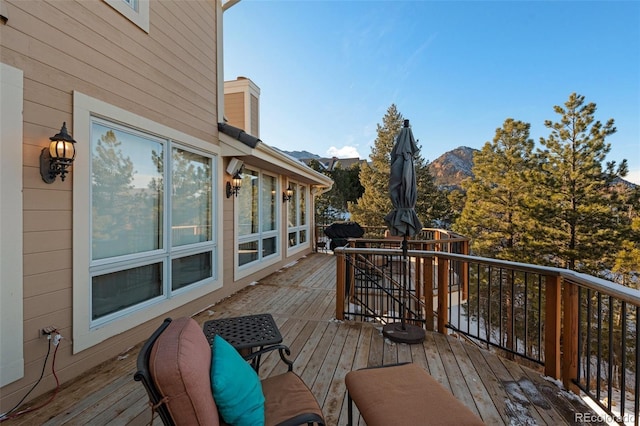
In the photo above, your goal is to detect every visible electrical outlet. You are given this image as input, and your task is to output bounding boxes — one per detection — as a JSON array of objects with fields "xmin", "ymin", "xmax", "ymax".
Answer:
[{"xmin": 41, "ymin": 326, "xmax": 57, "ymax": 336}]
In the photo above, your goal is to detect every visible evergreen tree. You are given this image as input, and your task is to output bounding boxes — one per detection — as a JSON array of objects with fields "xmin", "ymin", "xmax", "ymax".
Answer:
[
  {"xmin": 348, "ymin": 104, "xmax": 403, "ymax": 227},
  {"xmin": 309, "ymin": 159, "xmax": 364, "ymax": 224},
  {"xmin": 349, "ymin": 104, "xmax": 449, "ymax": 229},
  {"xmin": 415, "ymin": 155, "xmax": 451, "ymax": 228},
  {"xmin": 613, "ymin": 187, "xmax": 640, "ymax": 288},
  {"xmin": 453, "ymin": 118, "xmax": 536, "ymax": 261},
  {"xmin": 533, "ymin": 93, "xmax": 628, "ymax": 274}
]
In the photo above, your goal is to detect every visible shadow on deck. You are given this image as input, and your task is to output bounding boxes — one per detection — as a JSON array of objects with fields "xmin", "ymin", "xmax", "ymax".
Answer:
[{"xmin": 7, "ymin": 253, "xmax": 603, "ymax": 426}]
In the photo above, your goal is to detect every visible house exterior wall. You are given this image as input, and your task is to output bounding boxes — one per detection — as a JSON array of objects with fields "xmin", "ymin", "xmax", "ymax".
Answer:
[
  {"xmin": 0, "ymin": 0, "xmax": 223, "ymax": 411},
  {"xmin": 225, "ymin": 91, "xmax": 245, "ymax": 129},
  {"xmin": 0, "ymin": 1, "xmax": 330, "ymax": 412},
  {"xmin": 250, "ymin": 93, "xmax": 259, "ymax": 136},
  {"xmin": 223, "ymin": 76, "xmax": 260, "ymax": 137}
]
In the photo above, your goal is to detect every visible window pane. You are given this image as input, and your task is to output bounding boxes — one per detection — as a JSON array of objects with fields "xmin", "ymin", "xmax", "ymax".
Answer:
[
  {"xmin": 263, "ymin": 236, "xmax": 276, "ymax": 257},
  {"xmin": 172, "ymin": 252, "xmax": 212, "ymax": 290},
  {"xmin": 92, "ymin": 263, "xmax": 162, "ymax": 319},
  {"xmin": 300, "ymin": 229, "xmax": 307, "ymax": 244},
  {"xmin": 239, "ymin": 241, "xmax": 258, "ymax": 266},
  {"xmin": 91, "ymin": 122, "xmax": 163, "ymax": 260},
  {"xmin": 123, "ymin": 0, "xmax": 138, "ymax": 11},
  {"xmin": 288, "ymin": 184, "xmax": 297, "ymax": 227},
  {"xmin": 262, "ymin": 175, "xmax": 276, "ymax": 232},
  {"xmin": 300, "ymin": 186, "xmax": 306, "ymax": 225},
  {"xmin": 288, "ymin": 232, "xmax": 296, "ymax": 247},
  {"xmin": 238, "ymin": 170, "xmax": 259, "ymax": 236},
  {"xmin": 172, "ymin": 148, "xmax": 212, "ymax": 246}
]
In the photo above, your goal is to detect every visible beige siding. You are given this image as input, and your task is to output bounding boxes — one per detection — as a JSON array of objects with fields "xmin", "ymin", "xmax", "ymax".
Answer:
[
  {"xmin": 225, "ymin": 92, "xmax": 245, "ymax": 130},
  {"xmin": 250, "ymin": 93, "xmax": 259, "ymax": 137},
  {"xmin": 0, "ymin": 0, "xmax": 220, "ymax": 411}
]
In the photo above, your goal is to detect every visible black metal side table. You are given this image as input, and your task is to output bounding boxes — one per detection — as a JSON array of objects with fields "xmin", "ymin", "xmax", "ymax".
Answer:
[{"xmin": 203, "ymin": 313, "xmax": 288, "ymax": 372}]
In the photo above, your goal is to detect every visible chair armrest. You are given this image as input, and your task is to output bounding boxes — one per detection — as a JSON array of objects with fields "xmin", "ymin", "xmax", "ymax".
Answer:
[{"xmin": 243, "ymin": 344, "xmax": 294, "ymax": 372}]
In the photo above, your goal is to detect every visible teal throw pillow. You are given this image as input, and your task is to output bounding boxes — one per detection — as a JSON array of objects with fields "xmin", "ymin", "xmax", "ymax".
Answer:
[{"xmin": 210, "ymin": 335, "xmax": 265, "ymax": 426}]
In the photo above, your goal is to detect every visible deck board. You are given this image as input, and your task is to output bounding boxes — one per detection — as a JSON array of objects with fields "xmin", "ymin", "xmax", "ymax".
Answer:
[{"xmin": 6, "ymin": 253, "xmax": 602, "ymax": 426}]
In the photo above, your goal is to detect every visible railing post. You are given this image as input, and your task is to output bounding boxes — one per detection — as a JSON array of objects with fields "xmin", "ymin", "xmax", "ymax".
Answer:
[
  {"xmin": 562, "ymin": 279, "xmax": 579, "ymax": 393},
  {"xmin": 336, "ymin": 251, "xmax": 345, "ymax": 321},
  {"xmin": 424, "ymin": 253, "xmax": 434, "ymax": 331},
  {"xmin": 437, "ymin": 256, "xmax": 449, "ymax": 334},
  {"xmin": 544, "ymin": 275, "xmax": 561, "ymax": 380}
]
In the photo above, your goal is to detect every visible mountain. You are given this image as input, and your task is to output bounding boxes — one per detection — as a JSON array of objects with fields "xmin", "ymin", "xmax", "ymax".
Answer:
[
  {"xmin": 284, "ymin": 145, "xmax": 637, "ymax": 191},
  {"xmin": 428, "ymin": 146, "xmax": 478, "ymax": 190}
]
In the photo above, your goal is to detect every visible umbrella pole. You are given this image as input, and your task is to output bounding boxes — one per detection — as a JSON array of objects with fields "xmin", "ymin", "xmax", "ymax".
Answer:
[
  {"xmin": 401, "ymin": 235, "xmax": 408, "ymax": 330},
  {"xmin": 382, "ymin": 233, "xmax": 425, "ymax": 344}
]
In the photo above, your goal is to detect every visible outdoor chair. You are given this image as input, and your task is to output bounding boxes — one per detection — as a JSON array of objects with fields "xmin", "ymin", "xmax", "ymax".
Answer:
[{"xmin": 134, "ymin": 317, "xmax": 325, "ymax": 426}]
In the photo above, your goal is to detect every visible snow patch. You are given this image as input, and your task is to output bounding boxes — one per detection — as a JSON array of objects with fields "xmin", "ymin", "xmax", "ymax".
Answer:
[{"xmin": 505, "ymin": 399, "xmax": 536, "ymax": 426}]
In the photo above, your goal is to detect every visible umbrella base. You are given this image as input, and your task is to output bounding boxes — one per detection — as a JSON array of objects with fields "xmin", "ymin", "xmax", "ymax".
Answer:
[{"xmin": 382, "ymin": 322, "xmax": 425, "ymax": 344}]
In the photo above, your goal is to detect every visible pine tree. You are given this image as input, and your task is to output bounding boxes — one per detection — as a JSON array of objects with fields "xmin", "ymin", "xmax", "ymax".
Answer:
[
  {"xmin": 613, "ymin": 188, "xmax": 640, "ymax": 288},
  {"xmin": 348, "ymin": 104, "xmax": 448, "ymax": 229},
  {"xmin": 348, "ymin": 104, "xmax": 403, "ymax": 227},
  {"xmin": 534, "ymin": 93, "xmax": 628, "ymax": 274},
  {"xmin": 414, "ymin": 155, "xmax": 451, "ymax": 228},
  {"xmin": 453, "ymin": 118, "xmax": 536, "ymax": 261}
]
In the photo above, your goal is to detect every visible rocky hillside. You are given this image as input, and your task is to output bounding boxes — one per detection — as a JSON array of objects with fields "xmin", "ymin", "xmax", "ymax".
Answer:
[
  {"xmin": 284, "ymin": 145, "xmax": 636, "ymax": 191},
  {"xmin": 428, "ymin": 146, "xmax": 477, "ymax": 190}
]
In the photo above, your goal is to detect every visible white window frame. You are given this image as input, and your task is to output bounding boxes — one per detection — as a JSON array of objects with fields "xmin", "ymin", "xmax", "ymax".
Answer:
[
  {"xmin": 286, "ymin": 181, "xmax": 310, "ymax": 255},
  {"xmin": 0, "ymin": 63, "xmax": 24, "ymax": 386},
  {"xmin": 104, "ymin": 0, "xmax": 149, "ymax": 33},
  {"xmin": 234, "ymin": 167, "xmax": 282, "ymax": 280},
  {"xmin": 73, "ymin": 92, "xmax": 223, "ymax": 353}
]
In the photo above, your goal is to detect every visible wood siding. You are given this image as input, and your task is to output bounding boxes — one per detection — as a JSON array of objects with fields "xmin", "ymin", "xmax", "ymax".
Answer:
[
  {"xmin": 0, "ymin": 0, "xmax": 220, "ymax": 411},
  {"xmin": 224, "ymin": 91, "xmax": 245, "ymax": 130},
  {"xmin": 250, "ymin": 93, "xmax": 259, "ymax": 136}
]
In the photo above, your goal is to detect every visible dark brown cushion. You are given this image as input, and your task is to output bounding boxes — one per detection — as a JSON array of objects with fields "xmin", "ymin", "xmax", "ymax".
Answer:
[
  {"xmin": 261, "ymin": 371, "xmax": 324, "ymax": 426},
  {"xmin": 346, "ymin": 363, "xmax": 484, "ymax": 426},
  {"xmin": 150, "ymin": 317, "xmax": 220, "ymax": 426}
]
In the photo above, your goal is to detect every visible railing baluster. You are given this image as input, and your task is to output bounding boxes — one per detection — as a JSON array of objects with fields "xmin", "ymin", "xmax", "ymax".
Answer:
[
  {"xmin": 621, "ymin": 300, "xmax": 627, "ymax": 421},
  {"xmin": 524, "ymin": 272, "xmax": 529, "ymax": 357},
  {"xmin": 498, "ymin": 267, "xmax": 502, "ymax": 347},
  {"xmin": 635, "ymin": 306, "xmax": 639, "ymax": 426},
  {"xmin": 477, "ymin": 263, "xmax": 481, "ymax": 339},
  {"xmin": 597, "ymin": 292, "xmax": 603, "ymax": 402},
  {"xmin": 586, "ymin": 288, "xmax": 592, "ymax": 394},
  {"xmin": 538, "ymin": 275, "xmax": 542, "ymax": 362},
  {"xmin": 608, "ymin": 295, "xmax": 614, "ymax": 412}
]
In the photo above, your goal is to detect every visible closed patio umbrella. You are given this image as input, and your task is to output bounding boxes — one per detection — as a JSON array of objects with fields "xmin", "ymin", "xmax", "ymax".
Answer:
[{"xmin": 382, "ymin": 119, "xmax": 425, "ymax": 344}]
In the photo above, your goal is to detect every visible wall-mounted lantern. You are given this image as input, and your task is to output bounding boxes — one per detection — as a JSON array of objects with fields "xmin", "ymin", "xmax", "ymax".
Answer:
[
  {"xmin": 40, "ymin": 122, "xmax": 76, "ymax": 183},
  {"xmin": 226, "ymin": 171, "xmax": 242, "ymax": 198},
  {"xmin": 282, "ymin": 184, "xmax": 293, "ymax": 203}
]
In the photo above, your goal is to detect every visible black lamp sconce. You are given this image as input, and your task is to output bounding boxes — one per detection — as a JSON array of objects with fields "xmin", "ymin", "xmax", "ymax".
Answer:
[
  {"xmin": 40, "ymin": 122, "xmax": 76, "ymax": 184},
  {"xmin": 226, "ymin": 171, "xmax": 242, "ymax": 198},
  {"xmin": 282, "ymin": 184, "xmax": 293, "ymax": 203}
]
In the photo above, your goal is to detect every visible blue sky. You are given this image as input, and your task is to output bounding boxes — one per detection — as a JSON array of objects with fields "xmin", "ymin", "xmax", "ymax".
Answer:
[{"xmin": 223, "ymin": 1, "xmax": 640, "ymax": 184}]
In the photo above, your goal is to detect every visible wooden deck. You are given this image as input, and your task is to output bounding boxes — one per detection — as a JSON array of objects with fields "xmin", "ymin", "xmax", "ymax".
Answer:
[{"xmin": 7, "ymin": 253, "xmax": 602, "ymax": 426}]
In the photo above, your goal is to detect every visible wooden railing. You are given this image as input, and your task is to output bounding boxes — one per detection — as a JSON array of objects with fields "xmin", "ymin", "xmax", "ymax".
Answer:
[{"xmin": 334, "ymin": 244, "xmax": 640, "ymax": 423}]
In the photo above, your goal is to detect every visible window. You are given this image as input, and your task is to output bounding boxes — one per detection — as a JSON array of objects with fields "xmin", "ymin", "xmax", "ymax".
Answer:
[
  {"xmin": 287, "ymin": 182, "xmax": 309, "ymax": 249},
  {"xmin": 73, "ymin": 91, "xmax": 222, "ymax": 352},
  {"xmin": 237, "ymin": 169, "xmax": 279, "ymax": 269},
  {"xmin": 89, "ymin": 119, "xmax": 215, "ymax": 323},
  {"xmin": 104, "ymin": 0, "xmax": 149, "ymax": 32}
]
